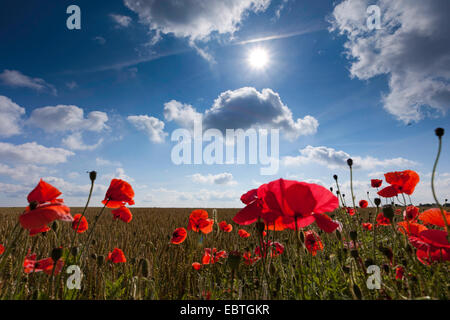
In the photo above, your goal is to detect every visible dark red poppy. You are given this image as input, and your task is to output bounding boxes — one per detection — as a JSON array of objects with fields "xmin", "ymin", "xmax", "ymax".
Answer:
[
  {"xmin": 395, "ymin": 266, "xmax": 404, "ymax": 280},
  {"xmin": 23, "ymin": 253, "xmax": 64, "ymax": 275},
  {"xmin": 359, "ymin": 200, "xmax": 368, "ymax": 208},
  {"xmin": 243, "ymin": 251, "xmax": 260, "ymax": 265},
  {"xmin": 102, "ymin": 179, "xmax": 135, "ymax": 208},
  {"xmin": 187, "ymin": 210, "xmax": 214, "ymax": 234},
  {"xmin": 0, "ymin": 244, "xmax": 4, "ymax": 255},
  {"xmin": 107, "ymin": 248, "xmax": 126, "ymax": 263},
  {"xmin": 238, "ymin": 229, "xmax": 251, "ymax": 238},
  {"xmin": 304, "ymin": 230, "xmax": 323, "ymax": 256},
  {"xmin": 371, "ymin": 179, "xmax": 383, "ymax": 188},
  {"xmin": 377, "ymin": 170, "xmax": 420, "ymax": 198},
  {"xmin": 20, "ymin": 202, "xmax": 73, "ymax": 235},
  {"xmin": 111, "ymin": 206, "xmax": 133, "ymax": 223},
  {"xmin": 376, "ymin": 213, "xmax": 391, "ymax": 226},
  {"xmin": 346, "ymin": 207, "xmax": 356, "ymax": 216},
  {"xmin": 403, "ymin": 206, "xmax": 419, "ymax": 221},
  {"xmin": 201, "ymin": 248, "xmax": 227, "ymax": 265},
  {"xmin": 218, "ymin": 221, "xmax": 233, "ymax": 232},
  {"xmin": 419, "ymin": 208, "xmax": 450, "ymax": 228},
  {"xmin": 72, "ymin": 214, "xmax": 88, "ymax": 233},
  {"xmin": 27, "ymin": 179, "xmax": 62, "ymax": 204},
  {"xmin": 362, "ymin": 222, "xmax": 373, "ymax": 231},
  {"xmin": 409, "ymin": 229, "xmax": 450, "ymax": 265},
  {"xmin": 255, "ymin": 241, "xmax": 284, "ymax": 258},
  {"xmin": 192, "ymin": 262, "xmax": 202, "ymax": 270},
  {"xmin": 171, "ymin": 227, "xmax": 187, "ymax": 244}
]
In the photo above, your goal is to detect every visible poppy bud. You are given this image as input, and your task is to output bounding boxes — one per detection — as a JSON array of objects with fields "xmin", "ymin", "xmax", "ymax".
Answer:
[
  {"xmin": 29, "ymin": 201, "xmax": 38, "ymax": 211},
  {"xmin": 347, "ymin": 158, "xmax": 353, "ymax": 167},
  {"xmin": 51, "ymin": 221, "xmax": 58, "ymax": 233},
  {"xmin": 51, "ymin": 248, "xmax": 63, "ymax": 262},
  {"xmin": 329, "ymin": 187, "xmax": 333, "ymax": 192},
  {"xmin": 374, "ymin": 198, "xmax": 381, "ymax": 207},
  {"xmin": 336, "ymin": 190, "xmax": 340, "ymax": 195},
  {"xmin": 228, "ymin": 251, "xmax": 241, "ymax": 271},
  {"xmin": 343, "ymin": 194, "xmax": 346, "ymax": 197},
  {"xmin": 255, "ymin": 221, "xmax": 265, "ymax": 234},
  {"xmin": 364, "ymin": 258, "xmax": 374, "ymax": 268},
  {"xmin": 97, "ymin": 255, "xmax": 105, "ymax": 267},
  {"xmin": 350, "ymin": 231, "xmax": 357, "ymax": 241},
  {"xmin": 138, "ymin": 258, "xmax": 150, "ymax": 278},
  {"xmin": 92, "ymin": 239, "xmax": 96, "ymax": 245},
  {"xmin": 350, "ymin": 250, "xmax": 359, "ymax": 259},
  {"xmin": 353, "ymin": 284, "xmax": 362, "ymax": 299},
  {"xmin": 89, "ymin": 171, "xmax": 97, "ymax": 182},
  {"xmin": 71, "ymin": 247, "xmax": 79, "ymax": 257},
  {"xmin": 382, "ymin": 205, "xmax": 394, "ymax": 221},
  {"xmin": 435, "ymin": 127, "xmax": 444, "ymax": 138},
  {"xmin": 342, "ymin": 266, "xmax": 350, "ymax": 274}
]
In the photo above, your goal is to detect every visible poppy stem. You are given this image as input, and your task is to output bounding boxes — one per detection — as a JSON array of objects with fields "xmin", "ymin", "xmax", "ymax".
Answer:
[
  {"xmin": 372, "ymin": 205, "xmax": 379, "ymax": 263},
  {"xmin": 431, "ymin": 133, "xmax": 449, "ymax": 240}
]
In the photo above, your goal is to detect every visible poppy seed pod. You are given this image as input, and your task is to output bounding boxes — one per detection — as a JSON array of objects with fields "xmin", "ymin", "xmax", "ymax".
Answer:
[
  {"xmin": 333, "ymin": 174, "xmax": 338, "ymax": 181},
  {"xmin": 342, "ymin": 266, "xmax": 350, "ymax": 274},
  {"xmin": 374, "ymin": 198, "xmax": 381, "ymax": 207},
  {"xmin": 347, "ymin": 158, "xmax": 353, "ymax": 167},
  {"xmin": 382, "ymin": 205, "xmax": 394, "ymax": 221},
  {"xmin": 435, "ymin": 127, "xmax": 444, "ymax": 137},
  {"xmin": 350, "ymin": 231, "xmax": 357, "ymax": 241},
  {"xmin": 90, "ymin": 253, "xmax": 97, "ymax": 260},
  {"xmin": 51, "ymin": 248, "xmax": 63, "ymax": 262},
  {"xmin": 138, "ymin": 258, "xmax": 150, "ymax": 278},
  {"xmin": 97, "ymin": 255, "xmax": 105, "ymax": 267},
  {"xmin": 228, "ymin": 251, "xmax": 241, "ymax": 271},
  {"xmin": 89, "ymin": 171, "xmax": 97, "ymax": 182},
  {"xmin": 329, "ymin": 187, "xmax": 333, "ymax": 192},
  {"xmin": 353, "ymin": 284, "xmax": 362, "ymax": 299},
  {"xmin": 71, "ymin": 247, "xmax": 79, "ymax": 257}
]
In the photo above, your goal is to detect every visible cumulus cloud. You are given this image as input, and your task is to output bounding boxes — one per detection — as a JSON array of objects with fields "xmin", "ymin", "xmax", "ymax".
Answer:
[
  {"xmin": 62, "ymin": 132, "xmax": 103, "ymax": 151},
  {"xmin": 0, "ymin": 69, "xmax": 57, "ymax": 95},
  {"xmin": 329, "ymin": 0, "xmax": 450, "ymax": 123},
  {"xmin": 0, "ymin": 142, "xmax": 74, "ymax": 165},
  {"xmin": 127, "ymin": 115, "xmax": 168, "ymax": 143},
  {"xmin": 0, "ymin": 163, "xmax": 45, "ymax": 183},
  {"xmin": 144, "ymin": 187, "xmax": 240, "ymax": 206},
  {"xmin": 0, "ymin": 95, "xmax": 25, "ymax": 137},
  {"xmin": 165, "ymin": 87, "xmax": 318, "ymax": 140},
  {"xmin": 28, "ymin": 105, "xmax": 108, "ymax": 132},
  {"xmin": 190, "ymin": 172, "xmax": 237, "ymax": 185},
  {"xmin": 124, "ymin": 0, "xmax": 271, "ymax": 41},
  {"xmin": 109, "ymin": 14, "xmax": 132, "ymax": 28},
  {"xmin": 283, "ymin": 145, "xmax": 417, "ymax": 170},
  {"xmin": 43, "ymin": 176, "xmax": 108, "ymax": 198},
  {"xmin": 101, "ymin": 168, "xmax": 135, "ymax": 182},
  {"xmin": 96, "ymin": 157, "xmax": 122, "ymax": 167}
]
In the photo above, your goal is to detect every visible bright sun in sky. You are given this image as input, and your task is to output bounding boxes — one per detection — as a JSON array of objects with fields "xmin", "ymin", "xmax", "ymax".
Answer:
[{"xmin": 248, "ymin": 48, "xmax": 269, "ymax": 69}]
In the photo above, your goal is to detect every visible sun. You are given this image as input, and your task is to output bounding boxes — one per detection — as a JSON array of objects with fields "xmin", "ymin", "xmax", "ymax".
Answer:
[{"xmin": 248, "ymin": 48, "xmax": 269, "ymax": 69}]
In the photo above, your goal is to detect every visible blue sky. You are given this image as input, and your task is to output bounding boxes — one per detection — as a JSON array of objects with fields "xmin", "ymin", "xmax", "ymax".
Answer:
[{"xmin": 0, "ymin": 0, "xmax": 449, "ymax": 207}]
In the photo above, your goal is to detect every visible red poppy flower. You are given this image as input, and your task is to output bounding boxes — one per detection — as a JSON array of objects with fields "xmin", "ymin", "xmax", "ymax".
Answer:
[
  {"xmin": 395, "ymin": 208, "xmax": 402, "ymax": 215},
  {"xmin": 378, "ymin": 170, "xmax": 420, "ymax": 198},
  {"xmin": 359, "ymin": 200, "xmax": 368, "ymax": 208},
  {"xmin": 72, "ymin": 214, "xmax": 88, "ymax": 233},
  {"xmin": 107, "ymin": 248, "xmax": 126, "ymax": 263},
  {"xmin": 419, "ymin": 208, "xmax": 450, "ymax": 228},
  {"xmin": 376, "ymin": 213, "xmax": 391, "ymax": 226},
  {"xmin": 0, "ymin": 244, "xmax": 4, "ymax": 255},
  {"xmin": 187, "ymin": 209, "xmax": 214, "ymax": 234},
  {"xmin": 102, "ymin": 179, "xmax": 135, "ymax": 208},
  {"xmin": 240, "ymin": 188, "xmax": 258, "ymax": 205},
  {"xmin": 304, "ymin": 230, "xmax": 323, "ymax": 256},
  {"xmin": 23, "ymin": 253, "xmax": 64, "ymax": 275},
  {"xmin": 345, "ymin": 207, "xmax": 356, "ymax": 216},
  {"xmin": 255, "ymin": 241, "xmax": 284, "ymax": 258},
  {"xmin": 171, "ymin": 227, "xmax": 187, "ymax": 244},
  {"xmin": 243, "ymin": 251, "xmax": 260, "ymax": 265},
  {"xmin": 192, "ymin": 262, "xmax": 202, "ymax": 270},
  {"xmin": 27, "ymin": 179, "xmax": 62, "ymax": 204},
  {"xmin": 29, "ymin": 226, "xmax": 51, "ymax": 237},
  {"xmin": 265, "ymin": 216, "xmax": 287, "ymax": 231},
  {"xmin": 395, "ymin": 266, "xmax": 404, "ymax": 280},
  {"xmin": 19, "ymin": 202, "xmax": 73, "ymax": 235},
  {"xmin": 403, "ymin": 206, "xmax": 419, "ymax": 221},
  {"xmin": 201, "ymin": 248, "xmax": 227, "ymax": 265},
  {"xmin": 397, "ymin": 221, "xmax": 427, "ymax": 236},
  {"xmin": 409, "ymin": 229, "xmax": 450, "ymax": 265},
  {"xmin": 362, "ymin": 223, "xmax": 373, "ymax": 231},
  {"xmin": 371, "ymin": 179, "xmax": 382, "ymax": 188},
  {"xmin": 111, "ymin": 206, "xmax": 133, "ymax": 223},
  {"xmin": 238, "ymin": 229, "xmax": 251, "ymax": 238},
  {"xmin": 218, "ymin": 221, "xmax": 233, "ymax": 232}
]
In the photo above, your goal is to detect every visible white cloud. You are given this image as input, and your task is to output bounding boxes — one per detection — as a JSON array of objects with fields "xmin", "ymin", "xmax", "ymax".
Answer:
[
  {"xmin": 124, "ymin": 0, "xmax": 271, "ymax": 41},
  {"xmin": 42, "ymin": 176, "xmax": 108, "ymax": 198},
  {"xmin": 28, "ymin": 105, "xmax": 108, "ymax": 132},
  {"xmin": 127, "ymin": 115, "xmax": 167, "ymax": 143},
  {"xmin": 0, "ymin": 95, "xmax": 25, "ymax": 137},
  {"xmin": 190, "ymin": 172, "xmax": 237, "ymax": 185},
  {"xmin": 0, "ymin": 163, "xmax": 45, "ymax": 183},
  {"xmin": 62, "ymin": 132, "xmax": 103, "ymax": 151},
  {"xmin": 165, "ymin": 87, "xmax": 319, "ymax": 140},
  {"xmin": 0, "ymin": 69, "xmax": 57, "ymax": 95},
  {"xmin": 283, "ymin": 145, "xmax": 417, "ymax": 170},
  {"xmin": 110, "ymin": 13, "xmax": 132, "ymax": 28},
  {"xmin": 96, "ymin": 157, "xmax": 122, "ymax": 167},
  {"xmin": 101, "ymin": 168, "xmax": 135, "ymax": 182},
  {"xmin": 329, "ymin": 0, "xmax": 450, "ymax": 123},
  {"xmin": 0, "ymin": 142, "xmax": 74, "ymax": 165}
]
